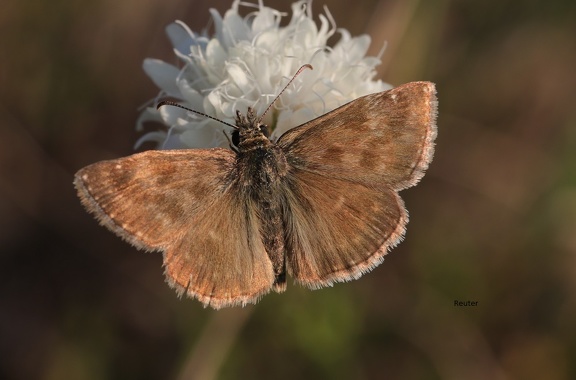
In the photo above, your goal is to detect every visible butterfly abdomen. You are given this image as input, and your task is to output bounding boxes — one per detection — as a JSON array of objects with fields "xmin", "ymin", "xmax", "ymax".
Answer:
[{"xmin": 235, "ymin": 143, "xmax": 289, "ymax": 292}]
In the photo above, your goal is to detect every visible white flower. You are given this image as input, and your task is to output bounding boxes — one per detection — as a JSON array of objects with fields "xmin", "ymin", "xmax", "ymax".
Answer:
[{"xmin": 137, "ymin": 0, "xmax": 390, "ymax": 150}]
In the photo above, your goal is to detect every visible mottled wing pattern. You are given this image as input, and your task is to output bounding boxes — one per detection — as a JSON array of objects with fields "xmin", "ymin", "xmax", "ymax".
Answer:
[
  {"xmin": 279, "ymin": 82, "xmax": 437, "ymax": 190},
  {"xmin": 277, "ymin": 82, "xmax": 437, "ymax": 286},
  {"xmin": 74, "ymin": 149, "xmax": 274, "ymax": 308}
]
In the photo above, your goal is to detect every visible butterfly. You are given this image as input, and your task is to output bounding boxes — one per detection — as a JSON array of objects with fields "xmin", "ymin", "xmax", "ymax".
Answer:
[{"xmin": 74, "ymin": 65, "xmax": 437, "ymax": 309}]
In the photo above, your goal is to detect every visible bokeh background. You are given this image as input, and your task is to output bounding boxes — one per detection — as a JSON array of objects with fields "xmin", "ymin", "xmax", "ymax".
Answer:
[{"xmin": 2, "ymin": 0, "xmax": 576, "ymax": 379}]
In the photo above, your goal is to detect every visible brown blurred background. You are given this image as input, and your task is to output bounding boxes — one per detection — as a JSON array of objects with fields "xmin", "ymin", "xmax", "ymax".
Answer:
[{"xmin": 2, "ymin": 0, "xmax": 576, "ymax": 379}]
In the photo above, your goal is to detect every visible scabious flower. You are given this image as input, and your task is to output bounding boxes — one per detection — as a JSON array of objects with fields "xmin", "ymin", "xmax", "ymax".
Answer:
[{"xmin": 137, "ymin": 0, "xmax": 390, "ymax": 150}]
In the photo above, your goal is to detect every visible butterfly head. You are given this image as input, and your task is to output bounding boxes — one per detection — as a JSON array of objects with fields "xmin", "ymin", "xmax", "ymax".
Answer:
[{"xmin": 231, "ymin": 107, "xmax": 271, "ymax": 150}]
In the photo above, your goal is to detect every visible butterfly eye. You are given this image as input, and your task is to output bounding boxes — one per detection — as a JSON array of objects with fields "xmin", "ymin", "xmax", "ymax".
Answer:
[
  {"xmin": 231, "ymin": 130, "xmax": 240, "ymax": 147},
  {"xmin": 260, "ymin": 125, "xmax": 270, "ymax": 138}
]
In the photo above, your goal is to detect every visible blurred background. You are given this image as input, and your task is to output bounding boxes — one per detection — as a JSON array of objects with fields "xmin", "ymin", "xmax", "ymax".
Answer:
[{"xmin": 2, "ymin": 0, "xmax": 576, "ymax": 379}]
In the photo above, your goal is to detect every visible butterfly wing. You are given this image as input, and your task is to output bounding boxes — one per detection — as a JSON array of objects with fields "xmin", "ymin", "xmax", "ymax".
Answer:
[
  {"xmin": 74, "ymin": 149, "xmax": 274, "ymax": 308},
  {"xmin": 277, "ymin": 82, "xmax": 437, "ymax": 287}
]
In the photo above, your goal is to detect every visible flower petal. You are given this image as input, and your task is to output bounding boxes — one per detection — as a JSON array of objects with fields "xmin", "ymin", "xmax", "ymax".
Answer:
[
  {"xmin": 136, "ymin": 107, "xmax": 163, "ymax": 132},
  {"xmin": 166, "ymin": 21, "xmax": 196, "ymax": 57},
  {"xmin": 142, "ymin": 59, "xmax": 181, "ymax": 97}
]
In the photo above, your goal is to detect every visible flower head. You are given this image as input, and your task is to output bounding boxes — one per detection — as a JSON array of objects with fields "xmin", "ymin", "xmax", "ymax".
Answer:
[{"xmin": 138, "ymin": 0, "xmax": 390, "ymax": 150}]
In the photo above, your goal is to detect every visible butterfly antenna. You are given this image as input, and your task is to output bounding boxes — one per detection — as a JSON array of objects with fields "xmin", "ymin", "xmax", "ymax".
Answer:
[
  {"xmin": 156, "ymin": 100, "xmax": 238, "ymax": 129},
  {"xmin": 256, "ymin": 64, "xmax": 313, "ymax": 124}
]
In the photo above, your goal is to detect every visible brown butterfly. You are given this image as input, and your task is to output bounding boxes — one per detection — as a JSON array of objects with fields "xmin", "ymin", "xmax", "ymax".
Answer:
[{"xmin": 74, "ymin": 65, "xmax": 437, "ymax": 309}]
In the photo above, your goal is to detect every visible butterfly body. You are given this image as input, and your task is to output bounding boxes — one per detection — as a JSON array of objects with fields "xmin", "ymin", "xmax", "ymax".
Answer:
[
  {"xmin": 232, "ymin": 107, "xmax": 290, "ymax": 291},
  {"xmin": 75, "ymin": 82, "xmax": 437, "ymax": 309}
]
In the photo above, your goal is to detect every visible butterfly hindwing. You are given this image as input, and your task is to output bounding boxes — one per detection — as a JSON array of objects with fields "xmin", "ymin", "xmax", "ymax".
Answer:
[{"xmin": 281, "ymin": 169, "xmax": 407, "ymax": 287}]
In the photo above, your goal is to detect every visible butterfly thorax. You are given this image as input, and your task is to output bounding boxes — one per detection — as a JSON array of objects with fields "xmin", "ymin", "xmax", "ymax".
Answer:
[{"xmin": 233, "ymin": 107, "xmax": 288, "ymax": 188}]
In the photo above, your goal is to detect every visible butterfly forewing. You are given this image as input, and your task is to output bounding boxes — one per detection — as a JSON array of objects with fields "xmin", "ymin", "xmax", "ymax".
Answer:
[
  {"xmin": 74, "ymin": 149, "xmax": 275, "ymax": 308},
  {"xmin": 278, "ymin": 82, "xmax": 437, "ymax": 190}
]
